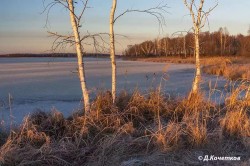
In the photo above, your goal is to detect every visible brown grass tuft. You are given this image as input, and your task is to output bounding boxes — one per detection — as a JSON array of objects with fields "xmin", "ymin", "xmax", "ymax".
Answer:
[
  {"xmin": 220, "ymin": 110, "xmax": 250, "ymax": 138},
  {"xmin": 202, "ymin": 57, "xmax": 250, "ymax": 81},
  {"xmin": 182, "ymin": 110, "xmax": 208, "ymax": 147},
  {"xmin": 153, "ymin": 121, "xmax": 183, "ymax": 151}
]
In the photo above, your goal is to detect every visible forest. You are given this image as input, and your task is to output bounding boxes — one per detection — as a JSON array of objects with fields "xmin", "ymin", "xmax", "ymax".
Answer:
[{"xmin": 124, "ymin": 28, "xmax": 250, "ymax": 57}]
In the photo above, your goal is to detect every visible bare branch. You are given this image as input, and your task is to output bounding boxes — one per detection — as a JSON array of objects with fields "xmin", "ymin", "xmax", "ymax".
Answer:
[
  {"xmin": 183, "ymin": 0, "xmax": 196, "ymax": 27},
  {"xmin": 77, "ymin": 0, "xmax": 89, "ymax": 27},
  {"xmin": 42, "ymin": 1, "xmax": 60, "ymax": 28},
  {"xmin": 42, "ymin": 0, "xmax": 80, "ymax": 28},
  {"xmin": 200, "ymin": 3, "xmax": 218, "ymax": 29},
  {"xmin": 47, "ymin": 31, "xmax": 74, "ymax": 51},
  {"xmin": 114, "ymin": 3, "xmax": 168, "ymax": 32}
]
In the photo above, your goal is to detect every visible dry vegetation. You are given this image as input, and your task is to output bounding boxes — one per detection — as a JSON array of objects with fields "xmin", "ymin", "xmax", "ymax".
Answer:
[
  {"xmin": 0, "ymin": 87, "xmax": 250, "ymax": 166},
  {"xmin": 133, "ymin": 56, "xmax": 250, "ymax": 81},
  {"xmin": 128, "ymin": 56, "xmax": 197, "ymax": 64},
  {"xmin": 202, "ymin": 57, "xmax": 250, "ymax": 81}
]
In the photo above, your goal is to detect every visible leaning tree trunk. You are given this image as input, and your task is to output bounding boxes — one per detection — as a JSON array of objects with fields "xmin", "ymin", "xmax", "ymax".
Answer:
[
  {"xmin": 68, "ymin": 0, "xmax": 90, "ymax": 113},
  {"xmin": 110, "ymin": 0, "xmax": 117, "ymax": 103},
  {"xmin": 191, "ymin": 28, "xmax": 201, "ymax": 95}
]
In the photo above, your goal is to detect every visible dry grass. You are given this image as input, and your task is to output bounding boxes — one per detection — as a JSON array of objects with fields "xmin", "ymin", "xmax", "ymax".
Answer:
[
  {"xmin": 133, "ymin": 56, "xmax": 250, "ymax": 81},
  {"xmin": 203, "ymin": 64, "xmax": 250, "ymax": 81},
  {"xmin": 202, "ymin": 57, "xmax": 250, "ymax": 81},
  {"xmin": 221, "ymin": 85, "xmax": 250, "ymax": 139},
  {"xmin": 220, "ymin": 110, "xmax": 250, "ymax": 138},
  {"xmin": 0, "ymin": 89, "xmax": 250, "ymax": 165},
  {"xmin": 134, "ymin": 57, "xmax": 197, "ymax": 64}
]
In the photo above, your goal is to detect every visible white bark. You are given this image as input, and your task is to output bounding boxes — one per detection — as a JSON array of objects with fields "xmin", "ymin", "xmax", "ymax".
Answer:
[
  {"xmin": 154, "ymin": 39, "xmax": 159, "ymax": 56},
  {"xmin": 135, "ymin": 45, "xmax": 138, "ymax": 57},
  {"xmin": 183, "ymin": 34, "xmax": 187, "ymax": 58},
  {"xmin": 110, "ymin": 0, "xmax": 117, "ymax": 103},
  {"xmin": 192, "ymin": 28, "xmax": 201, "ymax": 93},
  {"xmin": 68, "ymin": 0, "xmax": 90, "ymax": 113},
  {"xmin": 183, "ymin": 0, "xmax": 206, "ymax": 95},
  {"xmin": 223, "ymin": 27, "xmax": 228, "ymax": 54},
  {"xmin": 165, "ymin": 38, "xmax": 169, "ymax": 56},
  {"xmin": 220, "ymin": 28, "xmax": 223, "ymax": 56}
]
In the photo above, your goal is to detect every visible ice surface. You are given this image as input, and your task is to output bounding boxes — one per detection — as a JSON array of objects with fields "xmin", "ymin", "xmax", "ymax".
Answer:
[{"xmin": 0, "ymin": 57, "xmax": 227, "ymax": 127}]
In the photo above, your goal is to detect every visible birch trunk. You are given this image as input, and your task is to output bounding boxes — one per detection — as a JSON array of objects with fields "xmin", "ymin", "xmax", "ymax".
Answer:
[
  {"xmin": 220, "ymin": 29, "xmax": 223, "ymax": 56},
  {"xmin": 154, "ymin": 39, "xmax": 158, "ymax": 56},
  {"xmin": 110, "ymin": 0, "xmax": 117, "ymax": 103},
  {"xmin": 184, "ymin": 36, "xmax": 187, "ymax": 58},
  {"xmin": 135, "ymin": 45, "xmax": 138, "ymax": 57},
  {"xmin": 183, "ymin": 0, "xmax": 205, "ymax": 96},
  {"xmin": 68, "ymin": 0, "xmax": 90, "ymax": 113},
  {"xmin": 164, "ymin": 39, "xmax": 167, "ymax": 56},
  {"xmin": 192, "ymin": 29, "xmax": 201, "ymax": 94},
  {"xmin": 224, "ymin": 34, "xmax": 227, "ymax": 54}
]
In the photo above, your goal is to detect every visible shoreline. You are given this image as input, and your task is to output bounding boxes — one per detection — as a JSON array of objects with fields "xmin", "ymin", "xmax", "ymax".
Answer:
[{"xmin": 127, "ymin": 56, "xmax": 250, "ymax": 81}]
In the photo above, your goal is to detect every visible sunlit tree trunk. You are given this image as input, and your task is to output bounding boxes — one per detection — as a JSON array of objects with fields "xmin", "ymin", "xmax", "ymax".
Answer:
[
  {"xmin": 223, "ymin": 27, "xmax": 229, "ymax": 55},
  {"xmin": 110, "ymin": 0, "xmax": 117, "ymax": 103},
  {"xmin": 68, "ymin": 0, "xmax": 90, "ymax": 113},
  {"xmin": 154, "ymin": 38, "xmax": 159, "ymax": 56},
  {"xmin": 183, "ymin": 34, "xmax": 187, "ymax": 58},
  {"xmin": 220, "ymin": 28, "xmax": 223, "ymax": 56},
  {"xmin": 192, "ymin": 28, "xmax": 201, "ymax": 93},
  {"xmin": 164, "ymin": 38, "xmax": 168, "ymax": 56},
  {"xmin": 183, "ymin": 0, "xmax": 217, "ymax": 96},
  {"xmin": 135, "ymin": 45, "xmax": 138, "ymax": 57}
]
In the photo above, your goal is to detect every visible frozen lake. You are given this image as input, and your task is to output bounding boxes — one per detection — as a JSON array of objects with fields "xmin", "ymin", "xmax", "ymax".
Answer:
[{"xmin": 0, "ymin": 57, "xmax": 227, "ymax": 127}]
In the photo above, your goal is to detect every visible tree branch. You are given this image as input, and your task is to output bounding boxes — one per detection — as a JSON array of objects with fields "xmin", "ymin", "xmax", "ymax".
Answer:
[{"xmin": 114, "ymin": 3, "xmax": 168, "ymax": 32}]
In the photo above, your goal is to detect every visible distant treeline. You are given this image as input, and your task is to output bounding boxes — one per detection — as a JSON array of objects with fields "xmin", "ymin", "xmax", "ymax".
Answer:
[
  {"xmin": 0, "ymin": 53, "xmax": 112, "ymax": 58},
  {"xmin": 124, "ymin": 28, "xmax": 250, "ymax": 57}
]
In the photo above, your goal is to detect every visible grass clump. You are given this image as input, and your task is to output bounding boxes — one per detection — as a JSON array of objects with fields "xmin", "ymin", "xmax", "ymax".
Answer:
[
  {"xmin": 202, "ymin": 57, "xmax": 250, "ymax": 81},
  {"xmin": 136, "ymin": 56, "xmax": 250, "ymax": 81},
  {"xmin": 220, "ymin": 110, "xmax": 250, "ymax": 138}
]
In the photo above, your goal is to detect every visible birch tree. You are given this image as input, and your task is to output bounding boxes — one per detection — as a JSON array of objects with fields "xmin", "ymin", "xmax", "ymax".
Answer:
[
  {"xmin": 223, "ymin": 27, "xmax": 229, "ymax": 54},
  {"xmin": 183, "ymin": 0, "xmax": 217, "ymax": 96},
  {"xmin": 219, "ymin": 27, "xmax": 224, "ymax": 56},
  {"xmin": 68, "ymin": 0, "xmax": 90, "ymax": 113},
  {"xmin": 109, "ymin": 2, "xmax": 168, "ymax": 103},
  {"xmin": 110, "ymin": 0, "xmax": 117, "ymax": 103},
  {"xmin": 164, "ymin": 37, "xmax": 169, "ymax": 56},
  {"xmin": 43, "ymin": 0, "xmax": 106, "ymax": 113}
]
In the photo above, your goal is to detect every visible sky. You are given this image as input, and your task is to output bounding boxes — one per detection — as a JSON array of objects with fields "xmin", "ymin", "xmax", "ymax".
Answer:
[{"xmin": 0, "ymin": 0, "xmax": 250, "ymax": 54}]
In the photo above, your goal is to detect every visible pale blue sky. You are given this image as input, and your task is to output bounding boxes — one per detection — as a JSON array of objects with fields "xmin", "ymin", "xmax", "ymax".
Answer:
[{"xmin": 0, "ymin": 0, "xmax": 250, "ymax": 54}]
